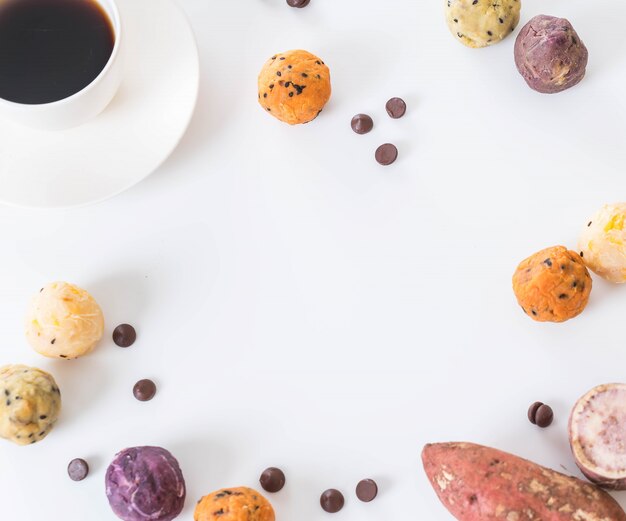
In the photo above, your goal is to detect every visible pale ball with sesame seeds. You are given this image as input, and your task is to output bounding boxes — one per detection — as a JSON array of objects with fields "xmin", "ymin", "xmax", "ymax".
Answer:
[{"xmin": 445, "ymin": 0, "xmax": 520, "ymax": 48}]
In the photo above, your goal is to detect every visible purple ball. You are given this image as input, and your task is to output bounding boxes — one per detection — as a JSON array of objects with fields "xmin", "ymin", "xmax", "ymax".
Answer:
[
  {"xmin": 105, "ymin": 446, "xmax": 186, "ymax": 521},
  {"xmin": 514, "ymin": 15, "xmax": 588, "ymax": 94}
]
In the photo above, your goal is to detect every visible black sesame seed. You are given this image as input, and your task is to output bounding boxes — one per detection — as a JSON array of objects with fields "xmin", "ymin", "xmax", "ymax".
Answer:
[
  {"xmin": 271, "ymin": 56, "xmax": 277, "ymax": 60},
  {"xmin": 6, "ymin": 400, "xmax": 10, "ymax": 406},
  {"xmin": 279, "ymin": 57, "xmax": 285, "ymax": 60},
  {"xmin": 588, "ymin": 221, "xmax": 592, "ymax": 227},
  {"xmin": 287, "ymin": 65, "xmax": 292, "ymax": 69},
  {"xmin": 454, "ymin": 18, "xmax": 458, "ymax": 23},
  {"xmin": 28, "ymin": 433, "xmax": 33, "ymax": 438},
  {"xmin": 559, "ymin": 294, "xmax": 568, "ymax": 299},
  {"xmin": 276, "ymin": 71, "xmax": 281, "ymax": 77},
  {"xmin": 284, "ymin": 82, "xmax": 291, "ymax": 87},
  {"xmin": 572, "ymin": 281, "xmax": 578, "ymax": 288},
  {"xmin": 263, "ymin": 93, "xmax": 267, "ymax": 98},
  {"xmin": 543, "ymin": 259, "xmax": 552, "ymax": 267},
  {"xmin": 269, "ymin": 84, "xmax": 274, "ymax": 89},
  {"xmin": 457, "ymin": 32, "xmax": 463, "ymax": 38},
  {"xmin": 487, "ymin": 30, "xmax": 493, "ymax": 36},
  {"xmin": 316, "ymin": 60, "xmax": 321, "ymax": 65},
  {"xmin": 532, "ymin": 310, "xmax": 537, "ymax": 316},
  {"xmin": 51, "ymin": 338, "xmax": 56, "ymax": 344},
  {"xmin": 39, "ymin": 432, "xmax": 44, "ymax": 436},
  {"xmin": 267, "ymin": 108, "xmax": 271, "ymax": 111},
  {"xmin": 4, "ymin": 390, "xmax": 9, "ymax": 396},
  {"xmin": 39, "ymin": 415, "xmax": 47, "ymax": 420},
  {"xmin": 316, "ymin": 74, "xmax": 321, "ymax": 79},
  {"xmin": 473, "ymin": 0, "xmax": 478, "ymax": 4},
  {"xmin": 580, "ymin": 251, "xmax": 584, "ymax": 257},
  {"xmin": 289, "ymin": 92, "xmax": 294, "ymax": 97},
  {"xmin": 60, "ymin": 355, "xmax": 67, "ymax": 359},
  {"xmin": 302, "ymin": 73, "xmax": 308, "ymax": 78},
  {"xmin": 499, "ymin": 17, "xmax": 504, "ymax": 23}
]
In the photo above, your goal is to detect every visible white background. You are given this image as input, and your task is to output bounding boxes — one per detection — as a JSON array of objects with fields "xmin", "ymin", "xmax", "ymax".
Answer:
[{"xmin": 1, "ymin": 0, "xmax": 626, "ymax": 519}]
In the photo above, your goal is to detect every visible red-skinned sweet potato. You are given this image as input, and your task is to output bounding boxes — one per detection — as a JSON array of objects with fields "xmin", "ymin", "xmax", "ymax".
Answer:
[{"xmin": 422, "ymin": 442, "xmax": 626, "ymax": 521}]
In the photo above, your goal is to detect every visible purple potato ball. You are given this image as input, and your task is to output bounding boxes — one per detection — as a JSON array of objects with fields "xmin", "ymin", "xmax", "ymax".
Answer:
[
  {"xmin": 105, "ymin": 446, "xmax": 186, "ymax": 521},
  {"xmin": 514, "ymin": 15, "xmax": 588, "ymax": 94}
]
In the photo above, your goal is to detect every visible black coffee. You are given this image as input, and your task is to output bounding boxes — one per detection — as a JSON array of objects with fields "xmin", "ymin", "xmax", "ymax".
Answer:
[{"xmin": 0, "ymin": 0, "xmax": 115, "ymax": 105}]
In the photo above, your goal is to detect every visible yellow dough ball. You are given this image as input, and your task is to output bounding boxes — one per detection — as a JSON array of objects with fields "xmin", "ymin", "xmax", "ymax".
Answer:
[
  {"xmin": 578, "ymin": 203, "xmax": 626, "ymax": 283},
  {"xmin": 258, "ymin": 50, "xmax": 331, "ymax": 125},
  {"xmin": 0, "ymin": 365, "xmax": 61, "ymax": 445},
  {"xmin": 445, "ymin": 0, "xmax": 521, "ymax": 48},
  {"xmin": 195, "ymin": 488, "xmax": 274, "ymax": 521},
  {"xmin": 25, "ymin": 282, "xmax": 104, "ymax": 359}
]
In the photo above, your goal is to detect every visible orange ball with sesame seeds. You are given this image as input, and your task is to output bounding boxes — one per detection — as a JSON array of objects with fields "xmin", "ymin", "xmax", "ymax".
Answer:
[{"xmin": 258, "ymin": 50, "xmax": 331, "ymax": 125}]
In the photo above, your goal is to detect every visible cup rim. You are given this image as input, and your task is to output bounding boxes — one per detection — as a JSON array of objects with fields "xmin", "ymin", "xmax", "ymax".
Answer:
[{"xmin": 0, "ymin": 0, "xmax": 122, "ymax": 110}]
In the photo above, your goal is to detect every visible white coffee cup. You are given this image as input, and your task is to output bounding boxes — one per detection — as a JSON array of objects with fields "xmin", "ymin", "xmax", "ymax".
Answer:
[{"xmin": 0, "ymin": 0, "xmax": 122, "ymax": 131}]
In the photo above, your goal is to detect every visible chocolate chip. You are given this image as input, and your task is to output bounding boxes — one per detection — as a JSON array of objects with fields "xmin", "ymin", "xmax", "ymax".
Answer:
[
  {"xmin": 260, "ymin": 467, "xmax": 286, "ymax": 493},
  {"xmin": 356, "ymin": 479, "xmax": 378, "ymax": 502},
  {"xmin": 113, "ymin": 324, "xmax": 136, "ymax": 348},
  {"xmin": 67, "ymin": 458, "xmax": 89, "ymax": 481},
  {"xmin": 351, "ymin": 114, "xmax": 373, "ymax": 135},
  {"xmin": 528, "ymin": 401, "xmax": 553, "ymax": 428},
  {"xmin": 287, "ymin": 0, "xmax": 310, "ymax": 7},
  {"xmin": 375, "ymin": 144, "xmax": 398, "ymax": 166},
  {"xmin": 133, "ymin": 379, "xmax": 156, "ymax": 402},
  {"xmin": 320, "ymin": 489, "xmax": 344, "ymax": 513},
  {"xmin": 385, "ymin": 97, "xmax": 406, "ymax": 119}
]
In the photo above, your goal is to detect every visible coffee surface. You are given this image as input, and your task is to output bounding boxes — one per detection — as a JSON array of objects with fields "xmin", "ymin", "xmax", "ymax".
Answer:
[{"xmin": 0, "ymin": 0, "xmax": 115, "ymax": 105}]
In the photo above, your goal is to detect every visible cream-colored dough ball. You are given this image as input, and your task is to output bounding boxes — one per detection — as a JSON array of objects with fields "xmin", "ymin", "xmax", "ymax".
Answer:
[
  {"xmin": 0, "ymin": 365, "xmax": 61, "ymax": 445},
  {"xmin": 445, "ymin": 0, "xmax": 520, "ymax": 48},
  {"xmin": 25, "ymin": 282, "xmax": 104, "ymax": 359},
  {"xmin": 578, "ymin": 203, "xmax": 626, "ymax": 283}
]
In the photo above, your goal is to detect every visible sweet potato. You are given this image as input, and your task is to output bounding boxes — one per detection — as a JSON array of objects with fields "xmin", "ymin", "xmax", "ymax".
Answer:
[
  {"xmin": 569, "ymin": 383, "xmax": 626, "ymax": 490},
  {"xmin": 422, "ymin": 442, "xmax": 626, "ymax": 521}
]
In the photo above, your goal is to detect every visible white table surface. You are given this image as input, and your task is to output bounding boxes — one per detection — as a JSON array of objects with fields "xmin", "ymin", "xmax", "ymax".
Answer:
[{"xmin": 2, "ymin": 0, "xmax": 626, "ymax": 519}]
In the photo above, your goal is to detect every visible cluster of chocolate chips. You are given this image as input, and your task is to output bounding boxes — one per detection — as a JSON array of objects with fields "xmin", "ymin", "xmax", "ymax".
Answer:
[
  {"xmin": 67, "ymin": 322, "xmax": 156, "ymax": 482},
  {"xmin": 351, "ymin": 97, "xmax": 407, "ymax": 166},
  {"xmin": 528, "ymin": 401, "xmax": 554, "ymax": 428},
  {"xmin": 112, "ymin": 323, "xmax": 157, "ymax": 402},
  {"xmin": 259, "ymin": 467, "xmax": 377, "ymax": 513}
]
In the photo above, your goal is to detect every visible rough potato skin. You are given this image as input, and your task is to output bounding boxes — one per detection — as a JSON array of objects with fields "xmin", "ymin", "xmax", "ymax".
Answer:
[
  {"xmin": 512, "ymin": 246, "xmax": 592, "ymax": 322},
  {"xmin": 194, "ymin": 487, "xmax": 274, "ymax": 521},
  {"xmin": 422, "ymin": 442, "xmax": 626, "ymax": 521}
]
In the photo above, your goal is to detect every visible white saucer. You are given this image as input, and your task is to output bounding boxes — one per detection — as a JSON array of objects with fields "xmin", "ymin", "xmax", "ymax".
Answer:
[{"xmin": 0, "ymin": 0, "xmax": 199, "ymax": 208}]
